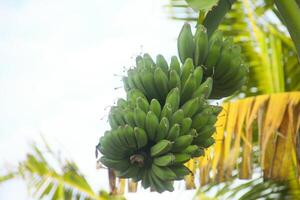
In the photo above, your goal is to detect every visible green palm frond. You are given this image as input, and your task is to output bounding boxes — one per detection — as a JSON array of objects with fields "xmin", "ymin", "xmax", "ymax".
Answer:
[
  {"xmin": 1, "ymin": 140, "xmax": 125, "ymax": 200},
  {"xmin": 18, "ymin": 142, "xmax": 100, "ymax": 200},
  {"xmin": 194, "ymin": 177, "xmax": 298, "ymax": 200},
  {"xmin": 0, "ymin": 173, "xmax": 15, "ymax": 183}
]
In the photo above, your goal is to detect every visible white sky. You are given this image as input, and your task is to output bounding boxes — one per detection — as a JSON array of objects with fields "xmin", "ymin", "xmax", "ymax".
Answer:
[{"xmin": 0, "ymin": 0, "xmax": 199, "ymax": 199}]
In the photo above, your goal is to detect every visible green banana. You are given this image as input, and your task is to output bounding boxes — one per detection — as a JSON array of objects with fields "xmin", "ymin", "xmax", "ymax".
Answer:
[
  {"xmin": 167, "ymin": 123, "xmax": 180, "ymax": 141},
  {"xmin": 108, "ymin": 114, "xmax": 118, "ymax": 129},
  {"xmin": 191, "ymin": 148, "xmax": 205, "ymax": 157},
  {"xmin": 194, "ymin": 24, "xmax": 208, "ymax": 66},
  {"xmin": 174, "ymin": 153, "xmax": 191, "ymax": 163},
  {"xmin": 155, "ymin": 117, "xmax": 170, "ymax": 141},
  {"xmin": 170, "ymin": 109, "xmax": 184, "ymax": 126},
  {"xmin": 156, "ymin": 54, "xmax": 169, "ymax": 75},
  {"xmin": 219, "ymin": 56, "xmax": 243, "ymax": 82},
  {"xmin": 177, "ymin": 23, "xmax": 195, "ymax": 63},
  {"xmin": 110, "ymin": 130, "xmax": 130, "ymax": 152},
  {"xmin": 145, "ymin": 111, "xmax": 160, "ymax": 141},
  {"xmin": 169, "ymin": 164, "xmax": 191, "ymax": 180},
  {"xmin": 136, "ymin": 97, "xmax": 149, "ymax": 113},
  {"xmin": 189, "ymin": 128, "xmax": 198, "ymax": 138},
  {"xmin": 168, "ymin": 70, "xmax": 181, "ymax": 91},
  {"xmin": 132, "ymin": 72, "xmax": 147, "ymax": 94},
  {"xmin": 150, "ymin": 139, "xmax": 173, "ymax": 157},
  {"xmin": 148, "ymin": 173, "xmax": 160, "ymax": 192},
  {"xmin": 110, "ymin": 110, "xmax": 125, "ymax": 127},
  {"xmin": 127, "ymin": 89, "xmax": 147, "ymax": 104},
  {"xmin": 160, "ymin": 103, "xmax": 173, "ymax": 121},
  {"xmin": 171, "ymin": 135, "xmax": 193, "ymax": 152},
  {"xmin": 140, "ymin": 69, "xmax": 159, "ymax": 99},
  {"xmin": 99, "ymin": 156, "xmax": 130, "ymax": 171},
  {"xmin": 132, "ymin": 167, "xmax": 145, "ymax": 183},
  {"xmin": 100, "ymin": 135, "xmax": 127, "ymax": 159},
  {"xmin": 192, "ymin": 77, "xmax": 213, "ymax": 99},
  {"xmin": 153, "ymin": 153, "xmax": 175, "ymax": 166},
  {"xmin": 165, "ymin": 87, "xmax": 180, "ymax": 112},
  {"xmin": 193, "ymin": 67, "xmax": 203, "ymax": 87},
  {"xmin": 180, "ymin": 117, "xmax": 192, "ymax": 135},
  {"xmin": 181, "ymin": 97, "xmax": 201, "ymax": 118},
  {"xmin": 134, "ymin": 127, "xmax": 148, "ymax": 149},
  {"xmin": 215, "ymin": 64, "xmax": 248, "ymax": 88},
  {"xmin": 170, "ymin": 56, "xmax": 181, "ymax": 75},
  {"xmin": 123, "ymin": 109, "xmax": 136, "ymax": 127},
  {"xmin": 154, "ymin": 67, "xmax": 169, "ymax": 100},
  {"xmin": 127, "ymin": 69, "xmax": 137, "ymax": 89},
  {"xmin": 149, "ymin": 99, "xmax": 161, "ymax": 118},
  {"xmin": 153, "ymin": 178, "xmax": 174, "ymax": 193},
  {"xmin": 98, "ymin": 146, "xmax": 124, "ymax": 160},
  {"xmin": 151, "ymin": 164, "xmax": 177, "ymax": 181},
  {"xmin": 124, "ymin": 125, "xmax": 137, "ymax": 150},
  {"xmin": 148, "ymin": 170, "xmax": 165, "ymax": 193},
  {"xmin": 117, "ymin": 98, "xmax": 127, "ymax": 108},
  {"xmin": 207, "ymin": 115, "xmax": 217, "ymax": 126},
  {"xmin": 181, "ymin": 58, "xmax": 194, "ymax": 85},
  {"xmin": 204, "ymin": 31, "xmax": 223, "ymax": 76},
  {"xmin": 192, "ymin": 108, "xmax": 212, "ymax": 130},
  {"xmin": 151, "ymin": 173, "xmax": 174, "ymax": 193},
  {"xmin": 116, "ymin": 164, "xmax": 140, "ymax": 178},
  {"xmin": 135, "ymin": 55, "xmax": 144, "ymax": 68},
  {"xmin": 117, "ymin": 127, "xmax": 134, "ymax": 150},
  {"xmin": 211, "ymin": 72, "xmax": 247, "ymax": 99},
  {"xmin": 214, "ymin": 43, "xmax": 234, "ymax": 79},
  {"xmin": 141, "ymin": 170, "xmax": 151, "ymax": 189},
  {"xmin": 136, "ymin": 61, "xmax": 146, "ymax": 73},
  {"xmin": 181, "ymin": 73, "xmax": 196, "ymax": 104},
  {"xmin": 199, "ymin": 125, "xmax": 216, "ymax": 138},
  {"xmin": 122, "ymin": 76, "xmax": 131, "ymax": 92},
  {"xmin": 182, "ymin": 145, "xmax": 199, "ymax": 154},
  {"xmin": 143, "ymin": 53, "xmax": 155, "ymax": 68},
  {"xmin": 198, "ymin": 137, "xmax": 215, "ymax": 148},
  {"xmin": 134, "ymin": 107, "xmax": 146, "ymax": 129}
]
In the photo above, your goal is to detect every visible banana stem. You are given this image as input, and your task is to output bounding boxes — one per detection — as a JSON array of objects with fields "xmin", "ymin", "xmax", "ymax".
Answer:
[
  {"xmin": 196, "ymin": 11, "xmax": 205, "ymax": 27},
  {"xmin": 274, "ymin": 0, "xmax": 300, "ymax": 60},
  {"xmin": 130, "ymin": 154, "xmax": 145, "ymax": 166},
  {"xmin": 203, "ymin": 0, "xmax": 237, "ymax": 37}
]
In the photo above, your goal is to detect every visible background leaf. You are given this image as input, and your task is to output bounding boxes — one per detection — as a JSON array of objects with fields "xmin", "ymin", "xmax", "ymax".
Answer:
[{"xmin": 185, "ymin": 0, "xmax": 219, "ymax": 11}]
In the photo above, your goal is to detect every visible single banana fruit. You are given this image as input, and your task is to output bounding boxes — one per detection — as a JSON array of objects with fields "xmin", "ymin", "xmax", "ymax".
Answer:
[
  {"xmin": 153, "ymin": 153, "xmax": 175, "ymax": 166},
  {"xmin": 145, "ymin": 111, "xmax": 160, "ymax": 141},
  {"xmin": 177, "ymin": 23, "xmax": 195, "ymax": 63},
  {"xmin": 150, "ymin": 139, "xmax": 173, "ymax": 157},
  {"xmin": 194, "ymin": 24, "xmax": 208, "ymax": 66}
]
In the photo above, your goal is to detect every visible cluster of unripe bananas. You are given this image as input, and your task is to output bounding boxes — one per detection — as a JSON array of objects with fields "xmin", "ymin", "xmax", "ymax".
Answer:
[
  {"xmin": 178, "ymin": 23, "xmax": 248, "ymax": 99},
  {"xmin": 96, "ymin": 53, "xmax": 222, "ymax": 192},
  {"xmin": 96, "ymin": 22, "xmax": 248, "ymax": 193}
]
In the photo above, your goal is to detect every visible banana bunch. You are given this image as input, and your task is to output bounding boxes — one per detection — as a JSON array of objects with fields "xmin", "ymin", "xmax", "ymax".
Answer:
[
  {"xmin": 96, "ymin": 54, "xmax": 222, "ymax": 193},
  {"xmin": 177, "ymin": 23, "xmax": 248, "ymax": 99},
  {"xmin": 123, "ymin": 54, "xmax": 214, "ymax": 104}
]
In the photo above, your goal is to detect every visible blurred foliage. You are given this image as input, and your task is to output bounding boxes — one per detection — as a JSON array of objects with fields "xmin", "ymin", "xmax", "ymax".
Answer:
[
  {"xmin": 167, "ymin": 0, "xmax": 300, "ymax": 97},
  {"xmin": 194, "ymin": 177, "xmax": 300, "ymax": 200},
  {"xmin": 184, "ymin": 0, "xmax": 219, "ymax": 12},
  {"xmin": 0, "ymin": 139, "xmax": 125, "ymax": 200},
  {"xmin": 0, "ymin": 173, "xmax": 15, "ymax": 183}
]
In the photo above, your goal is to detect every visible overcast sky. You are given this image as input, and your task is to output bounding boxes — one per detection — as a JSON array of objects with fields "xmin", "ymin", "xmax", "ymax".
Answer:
[{"xmin": 0, "ymin": 0, "xmax": 199, "ymax": 199}]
